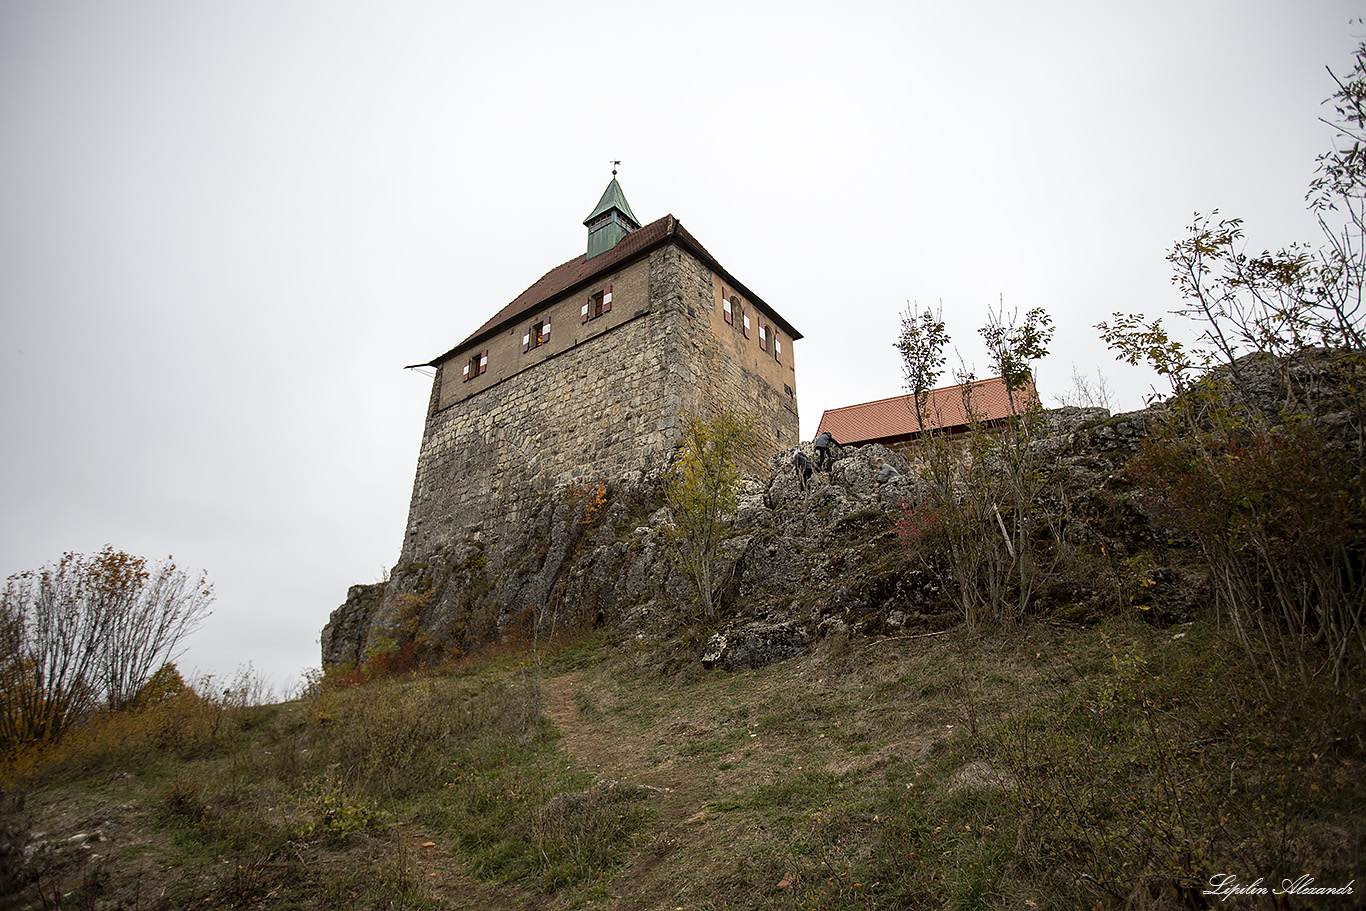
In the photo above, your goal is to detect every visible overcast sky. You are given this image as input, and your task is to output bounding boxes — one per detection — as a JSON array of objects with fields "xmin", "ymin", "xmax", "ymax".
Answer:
[{"xmin": 2, "ymin": 1, "xmax": 1360, "ymax": 694}]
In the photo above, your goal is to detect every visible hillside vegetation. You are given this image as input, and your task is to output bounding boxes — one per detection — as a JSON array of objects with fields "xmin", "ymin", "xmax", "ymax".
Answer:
[
  {"xmin": 3, "ymin": 578, "xmax": 1364, "ymax": 910},
  {"xmin": 9, "ymin": 341, "xmax": 1366, "ymax": 910},
  {"xmin": 10, "ymin": 41, "xmax": 1366, "ymax": 905},
  {"xmin": 7, "ymin": 345, "xmax": 1366, "ymax": 910}
]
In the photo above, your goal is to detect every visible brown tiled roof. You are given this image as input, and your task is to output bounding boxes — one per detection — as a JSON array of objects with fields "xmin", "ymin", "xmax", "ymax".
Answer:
[
  {"xmin": 815, "ymin": 376, "xmax": 1038, "ymax": 445},
  {"xmin": 426, "ymin": 214, "xmax": 801, "ymax": 366}
]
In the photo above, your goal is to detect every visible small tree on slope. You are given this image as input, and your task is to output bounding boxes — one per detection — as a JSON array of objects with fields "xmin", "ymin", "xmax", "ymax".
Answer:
[
  {"xmin": 0, "ymin": 547, "xmax": 213, "ymax": 751},
  {"xmin": 665, "ymin": 411, "xmax": 761, "ymax": 620}
]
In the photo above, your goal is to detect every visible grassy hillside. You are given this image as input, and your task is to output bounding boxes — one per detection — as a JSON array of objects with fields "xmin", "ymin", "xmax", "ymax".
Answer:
[{"xmin": 3, "ymin": 614, "xmax": 1362, "ymax": 910}]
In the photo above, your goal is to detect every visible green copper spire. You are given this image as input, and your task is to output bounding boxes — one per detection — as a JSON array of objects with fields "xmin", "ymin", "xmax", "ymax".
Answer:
[{"xmin": 583, "ymin": 173, "xmax": 640, "ymax": 260}]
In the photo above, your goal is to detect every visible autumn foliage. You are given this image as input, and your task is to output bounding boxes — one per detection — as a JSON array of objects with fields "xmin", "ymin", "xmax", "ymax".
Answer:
[{"xmin": 0, "ymin": 547, "xmax": 213, "ymax": 754}]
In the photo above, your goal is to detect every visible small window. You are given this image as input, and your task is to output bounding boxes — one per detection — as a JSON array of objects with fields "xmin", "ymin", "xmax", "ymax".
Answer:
[
  {"xmin": 774, "ymin": 334, "xmax": 782, "ymax": 363},
  {"xmin": 759, "ymin": 324, "xmax": 769, "ymax": 351},
  {"xmin": 523, "ymin": 316, "xmax": 550, "ymax": 352},
  {"xmin": 722, "ymin": 292, "xmax": 734, "ymax": 325},
  {"xmin": 742, "ymin": 306, "xmax": 751, "ymax": 339},
  {"xmin": 581, "ymin": 285, "xmax": 613, "ymax": 323},
  {"xmin": 462, "ymin": 349, "xmax": 489, "ymax": 382}
]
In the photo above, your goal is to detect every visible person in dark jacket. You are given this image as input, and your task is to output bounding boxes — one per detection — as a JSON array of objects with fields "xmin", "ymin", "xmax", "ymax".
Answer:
[
  {"xmin": 793, "ymin": 449, "xmax": 814, "ymax": 491},
  {"xmin": 813, "ymin": 431, "xmax": 838, "ymax": 472}
]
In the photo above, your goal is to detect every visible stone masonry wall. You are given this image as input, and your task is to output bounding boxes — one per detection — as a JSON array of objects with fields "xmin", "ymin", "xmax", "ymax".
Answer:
[
  {"xmin": 666, "ymin": 244, "xmax": 800, "ymax": 472},
  {"xmin": 400, "ymin": 306, "xmax": 685, "ymax": 562},
  {"xmin": 399, "ymin": 241, "xmax": 801, "ymax": 566}
]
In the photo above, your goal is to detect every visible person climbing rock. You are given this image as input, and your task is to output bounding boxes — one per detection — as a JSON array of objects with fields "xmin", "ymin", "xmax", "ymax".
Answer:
[
  {"xmin": 793, "ymin": 448, "xmax": 814, "ymax": 491},
  {"xmin": 813, "ymin": 431, "xmax": 838, "ymax": 472},
  {"xmin": 874, "ymin": 457, "xmax": 899, "ymax": 488}
]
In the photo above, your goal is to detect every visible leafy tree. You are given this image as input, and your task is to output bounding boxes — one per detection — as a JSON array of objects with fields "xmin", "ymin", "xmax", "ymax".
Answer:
[
  {"xmin": 1101, "ymin": 43, "xmax": 1366, "ymax": 393},
  {"xmin": 897, "ymin": 303, "xmax": 957, "ymax": 503},
  {"xmin": 1096, "ymin": 312, "xmax": 1201, "ymax": 400},
  {"xmin": 1097, "ymin": 42, "xmax": 1366, "ymax": 689},
  {"xmin": 1307, "ymin": 40, "xmax": 1366, "ymax": 351},
  {"xmin": 897, "ymin": 303, "xmax": 950, "ymax": 437},
  {"xmin": 0, "ymin": 547, "xmax": 213, "ymax": 751},
  {"xmin": 979, "ymin": 301, "xmax": 1053, "ymax": 616},
  {"xmin": 980, "ymin": 301, "xmax": 1051, "ymax": 419},
  {"xmin": 894, "ymin": 301, "xmax": 1055, "ymax": 629},
  {"xmin": 665, "ymin": 411, "xmax": 760, "ymax": 619}
]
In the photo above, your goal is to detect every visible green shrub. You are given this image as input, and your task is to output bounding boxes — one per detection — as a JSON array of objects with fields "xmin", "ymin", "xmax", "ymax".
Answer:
[
  {"xmin": 1130, "ymin": 420, "xmax": 1365, "ymax": 688},
  {"xmin": 296, "ymin": 776, "xmax": 386, "ymax": 843},
  {"xmin": 987, "ymin": 629, "xmax": 1365, "ymax": 907}
]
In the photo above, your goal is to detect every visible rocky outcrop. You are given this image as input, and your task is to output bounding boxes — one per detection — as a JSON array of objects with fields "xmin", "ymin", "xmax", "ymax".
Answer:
[
  {"xmin": 319, "ymin": 584, "xmax": 387, "ymax": 670},
  {"xmin": 324, "ymin": 397, "xmax": 1182, "ymax": 672},
  {"xmin": 700, "ymin": 621, "xmax": 811, "ymax": 672},
  {"xmin": 322, "ymin": 350, "xmax": 1364, "ymax": 674}
]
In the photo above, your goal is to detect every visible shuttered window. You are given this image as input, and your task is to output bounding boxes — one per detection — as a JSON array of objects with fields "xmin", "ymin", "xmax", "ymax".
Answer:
[
  {"xmin": 722, "ymin": 293, "xmax": 734, "ymax": 325},
  {"xmin": 759, "ymin": 324, "xmax": 768, "ymax": 351},
  {"xmin": 522, "ymin": 316, "xmax": 551, "ymax": 352},
  {"xmin": 581, "ymin": 285, "xmax": 613, "ymax": 323},
  {"xmin": 462, "ymin": 349, "xmax": 489, "ymax": 382}
]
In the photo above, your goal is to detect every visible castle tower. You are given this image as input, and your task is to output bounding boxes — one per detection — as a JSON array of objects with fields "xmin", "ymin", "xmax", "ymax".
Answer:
[
  {"xmin": 399, "ymin": 178, "xmax": 802, "ymax": 562},
  {"xmin": 583, "ymin": 176, "xmax": 641, "ymax": 260}
]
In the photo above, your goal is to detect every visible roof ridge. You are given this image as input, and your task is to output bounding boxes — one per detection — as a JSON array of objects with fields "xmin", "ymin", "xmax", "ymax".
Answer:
[
  {"xmin": 427, "ymin": 214, "xmax": 677, "ymax": 364},
  {"xmin": 827, "ymin": 377, "xmax": 1010, "ymax": 413},
  {"xmin": 422, "ymin": 211, "xmax": 799, "ymax": 368},
  {"xmin": 816, "ymin": 376, "xmax": 1037, "ymax": 443}
]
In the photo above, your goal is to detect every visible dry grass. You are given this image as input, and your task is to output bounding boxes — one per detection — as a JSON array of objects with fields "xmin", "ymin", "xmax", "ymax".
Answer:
[{"xmin": 2, "ymin": 619, "xmax": 1363, "ymax": 910}]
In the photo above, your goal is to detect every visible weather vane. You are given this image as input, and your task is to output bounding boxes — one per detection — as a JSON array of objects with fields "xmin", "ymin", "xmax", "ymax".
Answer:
[{"xmin": 611, "ymin": 160, "xmax": 621, "ymax": 177}]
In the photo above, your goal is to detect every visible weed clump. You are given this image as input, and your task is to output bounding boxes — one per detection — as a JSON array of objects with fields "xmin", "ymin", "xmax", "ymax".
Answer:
[{"xmin": 987, "ymin": 626, "xmax": 1366, "ymax": 907}]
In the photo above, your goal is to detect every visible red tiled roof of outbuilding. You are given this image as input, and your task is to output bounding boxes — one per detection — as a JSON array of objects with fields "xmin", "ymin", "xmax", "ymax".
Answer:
[{"xmin": 815, "ymin": 376, "xmax": 1037, "ymax": 446}]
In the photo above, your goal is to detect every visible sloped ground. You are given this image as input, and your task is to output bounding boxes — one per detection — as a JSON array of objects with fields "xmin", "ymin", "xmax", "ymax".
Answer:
[
  {"xmin": 535, "ymin": 634, "xmax": 960, "ymax": 909},
  {"xmin": 11, "ymin": 355, "xmax": 1366, "ymax": 908},
  {"xmin": 4, "ymin": 616, "xmax": 1364, "ymax": 910}
]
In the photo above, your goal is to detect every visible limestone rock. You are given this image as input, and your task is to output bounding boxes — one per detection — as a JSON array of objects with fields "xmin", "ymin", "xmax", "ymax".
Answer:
[
  {"xmin": 320, "ymin": 583, "xmax": 386, "ymax": 670},
  {"xmin": 327, "ymin": 354, "xmax": 1364, "ymax": 673},
  {"xmin": 700, "ymin": 620, "xmax": 811, "ymax": 672}
]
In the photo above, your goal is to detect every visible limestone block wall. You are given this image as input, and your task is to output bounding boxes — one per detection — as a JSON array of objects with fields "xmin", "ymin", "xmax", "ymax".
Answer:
[
  {"xmin": 401, "ymin": 306, "xmax": 686, "ymax": 562},
  {"xmin": 664, "ymin": 244, "xmax": 801, "ymax": 470},
  {"xmin": 399, "ymin": 240, "xmax": 800, "ymax": 565}
]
